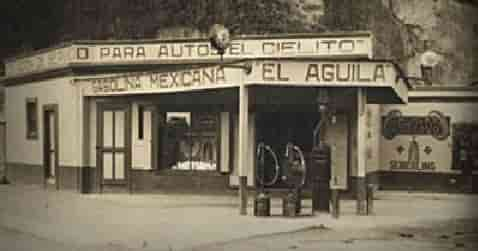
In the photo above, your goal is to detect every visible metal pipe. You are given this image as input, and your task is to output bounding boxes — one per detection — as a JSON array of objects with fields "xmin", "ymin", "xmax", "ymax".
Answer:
[{"xmin": 313, "ymin": 110, "xmax": 327, "ymax": 147}]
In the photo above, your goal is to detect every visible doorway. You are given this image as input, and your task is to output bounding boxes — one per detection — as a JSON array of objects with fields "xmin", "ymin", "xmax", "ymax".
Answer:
[
  {"xmin": 43, "ymin": 104, "xmax": 59, "ymax": 189},
  {"xmin": 255, "ymin": 111, "xmax": 319, "ymax": 188},
  {"xmin": 97, "ymin": 103, "xmax": 131, "ymax": 192}
]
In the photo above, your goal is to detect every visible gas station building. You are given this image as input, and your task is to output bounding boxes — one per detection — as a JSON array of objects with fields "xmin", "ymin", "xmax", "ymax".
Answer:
[{"xmin": 1, "ymin": 31, "xmax": 477, "ymax": 214}]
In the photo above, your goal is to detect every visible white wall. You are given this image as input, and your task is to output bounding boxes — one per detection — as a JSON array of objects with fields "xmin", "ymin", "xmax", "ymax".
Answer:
[
  {"xmin": 229, "ymin": 112, "xmax": 256, "ymax": 187},
  {"xmin": 131, "ymin": 102, "xmax": 152, "ymax": 170},
  {"xmin": 366, "ymin": 104, "xmax": 382, "ymax": 173},
  {"xmin": 380, "ymin": 102, "xmax": 478, "ymax": 173},
  {"xmin": 324, "ymin": 114, "xmax": 348, "ymax": 189},
  {"xmin": 346, "ymin": 103, "xmax": 382, "ymax": 178},
  {"xmin": 5, "ymin": 77, "xmax": 80, "ymax": 167}
]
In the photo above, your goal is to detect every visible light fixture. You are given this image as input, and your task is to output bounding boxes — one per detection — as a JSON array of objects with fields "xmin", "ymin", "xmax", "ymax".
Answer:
[
  {"xmin": 208, "ymin": 24, "xmax": 231, "ymax": 60},
  {"xmin": 397, "ymin": 49, "xmax": 441, "ymax": 87},
  {"xmin": 420, "ymin": 47, "xmax": 441, "ymax": 86},
  {"xmin": 208, "ymin": 24, "xmax": 252, "ymax": 74}
]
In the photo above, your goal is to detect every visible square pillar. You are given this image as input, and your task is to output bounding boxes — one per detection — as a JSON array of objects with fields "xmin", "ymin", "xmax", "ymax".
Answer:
[
  {"xmin": 356, "ymin": 88, "xmax": 367, "ymax": 215},
  {"xmin": 238, "ymin": 85, "xmax": 249, "ymax": 215}
]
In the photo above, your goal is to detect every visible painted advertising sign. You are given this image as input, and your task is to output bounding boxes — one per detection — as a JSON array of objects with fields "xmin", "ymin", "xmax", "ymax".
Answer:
[
  {"xmin": 79, "ymin": 60, "xmax": 404, "ymax": 97},
  {"xmin": 387, "ymin": 136, "xmax": 438, "ymax": 171},
  {"xmin": 81, "ymin": 66, "xmax": 242, "ymax": 96},
  {"xmin": 247, "ymin": 61, "xmax": 397, "ymax": 87},
  {"xmin": 4, "ymin": 46, "xmax": 75, "ymax": 77},
  {"xmin": 381, "ymin": 110, "xmax": 450, "ymax": 172},
  {"xmin": 5, "ymin": 34, "xmax": 372, "ymax": 78},
  {"xmin": 382, "ymin": 110, "xmax": 450, "ymax": 140},
  {"xmin": 76, "ymin": 35, "xmax": 372, "ymax": 62}
]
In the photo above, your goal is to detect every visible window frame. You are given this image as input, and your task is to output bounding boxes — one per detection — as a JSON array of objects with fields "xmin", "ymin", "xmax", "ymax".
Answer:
[
  {"xmin": 161, "ymin": 111, "xmax": 220, "ymax": 172},
  {"xmin": 26, "ymin": 97, "xmax": 39, "ymax": 140}
]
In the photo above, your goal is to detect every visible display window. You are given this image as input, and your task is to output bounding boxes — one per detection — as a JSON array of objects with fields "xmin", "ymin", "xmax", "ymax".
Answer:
[{"xmin": 163, "ymin": 112, "xmax": 218, "ymax": 171}]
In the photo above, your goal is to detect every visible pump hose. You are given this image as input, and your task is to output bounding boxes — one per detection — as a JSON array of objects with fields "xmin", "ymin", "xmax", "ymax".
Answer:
[
  {"xmin": 292, "ymin": 145, "xmax": 307, "ymax": 188},
  {"xmin": 256, "ymin": 143, "xmax": 280, "ymax": 186}
]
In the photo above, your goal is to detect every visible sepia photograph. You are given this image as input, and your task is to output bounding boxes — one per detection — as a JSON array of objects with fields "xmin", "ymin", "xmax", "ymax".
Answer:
[{"xmin": 0, "ymin": 0, "xmax": 477, "ymax": 250}]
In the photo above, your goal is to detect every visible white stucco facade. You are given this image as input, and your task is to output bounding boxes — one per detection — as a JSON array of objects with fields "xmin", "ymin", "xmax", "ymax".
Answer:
[{"xmin": 5, "ymin": 77, "xmax": 81, "ymax": 167}]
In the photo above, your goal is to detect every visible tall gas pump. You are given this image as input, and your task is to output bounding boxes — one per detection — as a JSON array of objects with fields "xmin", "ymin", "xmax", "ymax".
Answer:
[
  {"xmin": 281, "ymin": 142, "xmax": 306, "ymax": 216},
  {"xmin": 310, "ymin": 89, "xmax": 332, "ymax": 212},
  {"xmin": 254, "ymin": 142, "xmax": 279, "ymax": 216},
  {"xmin": 281, "ymin": 142, "xmax": 306, "ymax": 188}
]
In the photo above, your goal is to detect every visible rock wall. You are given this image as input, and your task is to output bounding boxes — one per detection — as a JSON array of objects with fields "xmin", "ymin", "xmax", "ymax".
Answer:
[
  {"xmin": 383, "ymin": 0, "xmax": 478, "ymax": 85},
  {"xmin": 1, "ymin": 0, "xmax": 477, "ymax": 85}
]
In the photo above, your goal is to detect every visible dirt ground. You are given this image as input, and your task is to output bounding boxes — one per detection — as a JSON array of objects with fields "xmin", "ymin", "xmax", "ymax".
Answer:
[
  {"xmin": 1, "ymin": 184, "xmax": 477, "ymax": 251},
  {"xmin": 197, "ymin": 218, "xmax": 478, "ymax": 251}
]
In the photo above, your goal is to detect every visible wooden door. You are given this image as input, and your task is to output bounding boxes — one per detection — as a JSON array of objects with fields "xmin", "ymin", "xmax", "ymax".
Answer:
[
  {"xmin": 97, "ymin": 103, "xmax": 131, "ymax": 192},
  {"xmin": 43, "ymin": 105, "xmax": 59, "ymax": 190}
]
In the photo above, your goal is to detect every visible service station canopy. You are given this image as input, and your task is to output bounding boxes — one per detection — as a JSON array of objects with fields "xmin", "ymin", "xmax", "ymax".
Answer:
[
  {"xmin": 3, "ymin": 32, "xmax": 408, "ymax": 104},
  {"xmin": 76, "ymin": 60, "xmax": 407, "ymax": 104}
]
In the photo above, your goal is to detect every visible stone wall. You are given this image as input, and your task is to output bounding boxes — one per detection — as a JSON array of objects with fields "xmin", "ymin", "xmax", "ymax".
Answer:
[
  {"xmin": 383, "ymin": 0, "xmax": 478, "ymax": 86},
  {"xmin": 2, "ymin": 1, "xmax": 476, "ymax": 86},
  {"xmin": 58, "ymin": 0, "xmax": 478, "ymax": 85}
]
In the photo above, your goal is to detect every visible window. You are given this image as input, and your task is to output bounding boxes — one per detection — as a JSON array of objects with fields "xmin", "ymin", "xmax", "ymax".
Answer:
[
  {"xmin": 26, "ymin": 98, "xmax": 38, "ymax": 139},
  {"xmin": 138, "ymin": 105, "xmax": 144, "ymax": 140},
  {"xmin": 162, "ymin": 112, "xmax": 218, "ymax": 171}
]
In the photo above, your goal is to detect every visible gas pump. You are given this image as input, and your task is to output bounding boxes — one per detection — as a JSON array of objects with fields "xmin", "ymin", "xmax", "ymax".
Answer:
[
  {"xmin": 254, "ymin": 142, "xmax": 279, "ymax": 216},
  {"xmin": 310, "ymin": 89, "xmax": 332, "ymax": 213},
  {"xmin": 281, "ymin": 142, "xmax": 306, "ymax": 188},
  {"xmin": 281, "ymin": 142, "xmax": 306, "ymax": 215},
  {"xmin": 255, "ymin": 142, "xmax": 280, "ymax": 188}
]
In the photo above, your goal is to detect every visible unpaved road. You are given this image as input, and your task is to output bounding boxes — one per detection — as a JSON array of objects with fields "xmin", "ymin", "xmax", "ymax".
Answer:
[
  {"xmin": 196, "ymin": 218, "xmax": 478, "ymax": 251},
  {"xmin": 1, "ymin": 218, "xmax": 477, "ymax": 251},
  {"xmin": 1, "ymin": 184, "xmax": 478, "ymax": 251}
]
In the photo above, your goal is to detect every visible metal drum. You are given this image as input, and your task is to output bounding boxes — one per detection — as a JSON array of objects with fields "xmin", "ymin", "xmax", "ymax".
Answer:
[
  {"xmin": 282, "ymin": 190, "xmax": 298, "ymax": 217},
  {"xmin": 310, "ymin": 143, "xmax": 331, "ymax": 212},
  {"xmin": 254, "ymin": 192, "xmax": 271, "ymax": 217}
]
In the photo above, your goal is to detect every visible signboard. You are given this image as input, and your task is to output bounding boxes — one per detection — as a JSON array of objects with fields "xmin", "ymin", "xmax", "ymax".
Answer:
[
  {"xmin": 80, "ymin": 66, "xmax": 242, "ymax": 96},
  {"xmin": 4, "ymin": 46, "xmax": 75, "ymax": 77},
  {"xmin": 77, "ymin": 36, "xmax": 372, "ymax": 63},
  {"xmin": 382, "ymin": 110, "xmax": 450, "ymax": 140},
  {"xmin": 79, "ymin": 60, "xmax": 405, "ymax": 99},
  {"xmin": 5, "ymin": 34, "xmax": 372, "ymax": 78},
  {"xmin": 246, "ymin": 61, "xmax": 397, "ymax": 87}
]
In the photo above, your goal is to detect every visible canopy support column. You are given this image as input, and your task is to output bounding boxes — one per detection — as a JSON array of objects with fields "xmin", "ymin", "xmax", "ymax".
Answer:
[
  {"xmin": 356, "ymin": 88, "xmax": 368, "ymax": 215},
  {"xmin": 238, "ymin": 85, "xmax": 249, "ymax": 215}
]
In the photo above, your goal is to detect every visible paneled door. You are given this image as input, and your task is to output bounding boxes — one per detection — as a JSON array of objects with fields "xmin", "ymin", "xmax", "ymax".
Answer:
[
  {"xmin": 97, "ymin": 103, "xmax": 131, "ymax": 192},
  {"xmin": 43, "ymin": 104, "xmax": 59, "ymax": 190}
]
